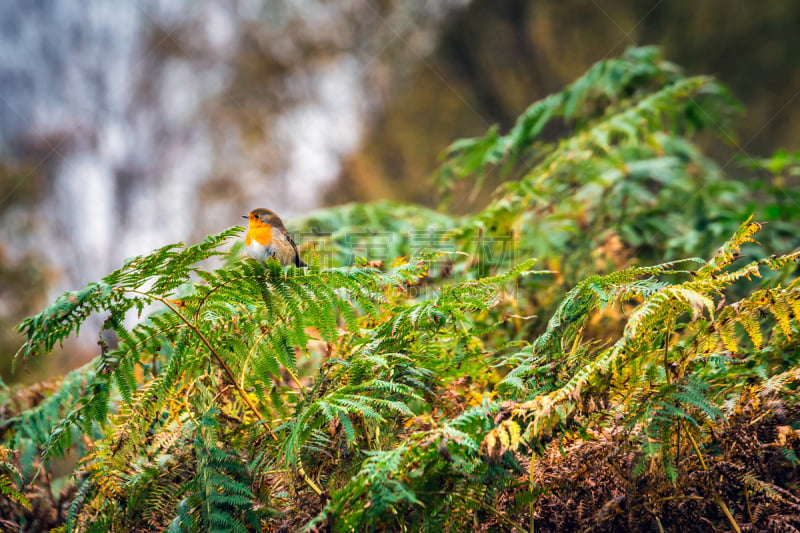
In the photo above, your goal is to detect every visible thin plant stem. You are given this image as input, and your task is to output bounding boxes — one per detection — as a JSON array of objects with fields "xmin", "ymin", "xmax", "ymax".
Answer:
[
  {"xmin": 529, "ymin": 450, "xmax": 536, "ymax": 533},
  {"xmin": 682, "ymin": 421, "xmax": 742, "ymax": 533},
  {"xmin": 129, "ymin": 290, "xmax": 266, "ymax": 423},
  {"xmin": 129, "ymin": 290, "xmax": 324, "ymax": 497}
]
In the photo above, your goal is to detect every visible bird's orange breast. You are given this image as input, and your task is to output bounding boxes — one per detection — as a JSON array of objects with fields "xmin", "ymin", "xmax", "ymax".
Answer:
[{"xmin": 246, "ymin": 224, "xmax": 273, "ymax": 246}]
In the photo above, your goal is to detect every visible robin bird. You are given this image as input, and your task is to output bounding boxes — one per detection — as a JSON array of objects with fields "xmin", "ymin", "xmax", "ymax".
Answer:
[{"xmin": 243, "ymin": 208, "xmax": 307, "ymax": 267}]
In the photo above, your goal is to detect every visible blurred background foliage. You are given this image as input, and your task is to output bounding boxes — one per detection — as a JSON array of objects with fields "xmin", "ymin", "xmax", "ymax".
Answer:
[
  {"xmin": 1, "ymin": 0, "xmax": 799, "ymax": 385},
  {"xmin": 332, "ymin": 0, "xmax": 800, "ymax": 208}
]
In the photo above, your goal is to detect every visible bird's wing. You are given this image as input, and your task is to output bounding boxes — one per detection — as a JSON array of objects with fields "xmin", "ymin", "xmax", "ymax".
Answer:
[{"xmin": 287, "ymin": 233, "xmax": 307, "ymax": 267}]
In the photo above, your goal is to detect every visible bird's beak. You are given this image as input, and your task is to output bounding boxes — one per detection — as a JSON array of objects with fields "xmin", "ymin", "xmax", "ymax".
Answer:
[{"xmin": 242, "ymin": 215, "xmax": 248, "ymax": 219}]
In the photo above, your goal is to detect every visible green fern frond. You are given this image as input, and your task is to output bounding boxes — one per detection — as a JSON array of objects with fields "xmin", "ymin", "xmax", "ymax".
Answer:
[
  {"xmin": 176, "ymin": 408, "xmax": 259, "ymax": 533},
  {"xmin": 529, "ymin": 258, "xmax": 701, "ymax": 357},
  {"xmin": 696, "ymin": 215, "xmax": 761, "ymax": 277},
  {"xmin": 0, "ymin": 445, "xmax": 30, "ymax": 510},
  {"xmin": 16, "ymin": 227, "xmax": 241, "ymax": 363},
  {"xmin": 438, "ymin": 46, "xmax": 690, "ymax": 183}
]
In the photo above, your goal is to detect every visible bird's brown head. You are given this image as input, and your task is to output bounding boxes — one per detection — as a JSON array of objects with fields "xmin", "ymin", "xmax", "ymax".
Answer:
[{"xmin": 243, "ymin": 208, "xmax": 285, "ymax": 229}]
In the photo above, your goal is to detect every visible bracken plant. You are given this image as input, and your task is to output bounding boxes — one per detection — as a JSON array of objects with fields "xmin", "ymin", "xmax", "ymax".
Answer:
[{"xmin": 2, "ymin": 47, "xmax": 799, "ymax": 532}]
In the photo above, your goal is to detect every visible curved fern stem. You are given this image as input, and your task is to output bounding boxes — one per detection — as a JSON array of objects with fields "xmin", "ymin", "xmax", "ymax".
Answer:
[
  {"xmin": 128, "ymin": 290, "xmax": 268, "ymax": 425},
  {"xmin": 744, "ymin": 484, "xmax": 755, "ymax": 529},
  {"xmin": 683, "ymin": 421, "xmax": 742, "ymax": 533},
  {"xmin": 284, "ymin": 365, "xmax": 305, "ymax": 392},
  {"xmin": 568, "ymin": 327, "xmax": 582, "ymax": 359},
  {"xmin": 297, "ymin": 458, "xmax": 323, "ymax": 496},
  {"xmin": 529, "ymin": 450, "xmax": 536, "ymax": 533},
  {"xmin": 138, "ymin": 281, "xmax": 323, "ymax": 499},
  {"xmin": 663, "ymin": 316, "xmax": 673, "ymax": 385},
  {"xmin": 243, "ymin": 319, "xmax": 306, "ymax": 393}
]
